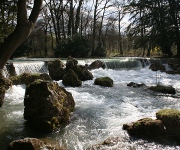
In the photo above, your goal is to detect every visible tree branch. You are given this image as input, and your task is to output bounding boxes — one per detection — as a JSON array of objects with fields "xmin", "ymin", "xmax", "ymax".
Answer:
[{"xmin": 29, "ymin": 0, "xmax": 43, "ymax": 23}]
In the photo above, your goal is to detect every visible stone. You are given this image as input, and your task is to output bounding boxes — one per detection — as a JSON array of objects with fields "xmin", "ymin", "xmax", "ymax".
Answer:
[
  {"xmin": 149, "ymin": 85, "xmax": 176, "ymax": 94},
  {"xmin": 87, "ymin": 60, "xmax": 106, "ymax": 70},
  {"xmin": 24, "ymin": 80, "xmax": 75, "ymax": 132},
  {"xmin": 7, "ymin": 138, "xmax": 46, "ymax": 150},
  {"xmin": 48, "ymin": 59, "xmax": 66, "ymax": 80},
  {"xmin": 123, "ymin": 118, "xmax": 165, "ymax": 139},
  {"xmin": 149, "ymin": 62, "xmax": 166, "ymax": 71},
  {"xmin": 87, "ymin": 136, "xmax": 135, "ymax": 150},
  {"xmin": 127, "ymin": 82, "xmax": 145, "ymax": 88},
  {"xmin": 123, "ymin": 109, "xmax": 180, "ymax": 143},
  {"xmin": 156, "ymin": 109, "xmax": 180, "ymax": 141},
  {"xmin": 66, "ymin": 56, "xmax": 78, "ymax": 70},
  {"xmin": 94, "ymin": 77, "xmax": 113, "ymax": 87},
  {"xmin": 9, "ymin": 73, "xmax": 52, "ymax": 86},
  {"xmin": 62, "ymin": 69, "xmax": 82, "ymax": 87},
  {"xmin": 72, "ymin": 65, "xmax": 93, "ymax": 81},
  {"xmin": 65, "ymin": 57, "xmax": 93, "ymax": 82}
]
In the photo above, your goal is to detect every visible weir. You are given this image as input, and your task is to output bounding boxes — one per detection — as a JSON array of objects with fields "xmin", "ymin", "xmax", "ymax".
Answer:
[{"xmin": 3, "ymin": 57, "xmax": 150, "ymax": 77}]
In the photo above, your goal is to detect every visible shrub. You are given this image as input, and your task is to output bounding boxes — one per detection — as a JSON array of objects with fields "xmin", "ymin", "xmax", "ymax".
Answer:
[{"xmin": 54, "ymin": 35, "xmax": 91, "ymax": 58}]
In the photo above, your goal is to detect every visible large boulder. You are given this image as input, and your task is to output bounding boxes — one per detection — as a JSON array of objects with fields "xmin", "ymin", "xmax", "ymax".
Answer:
[
  {"xmin": 7, "ymin": 138, "xmax": 46, "ymax": 150},
  {"xmin": 94, "ymin": 77, "xmax": 113, "ymax": 87},
  {"xmin": 123, "ymin": 109, "xmax": 180, "ymax": 143},
  {"xmin": 48, "ymin": 59, "xmax": 66, "ymax": 80},
  {"xmin": 62, "ymin": 69, "xmax": 82, "ymax": 87},
  {"xmin": 72, "ymin": 65, "xmax": 93, "ymax": 81},
  {"xmin": 156, "ymin": 109, "xmax": 180, "ymax": 141},
  {"xmin": 149, "ymin": 85, "xmax": 176, "ymax": 94},
  {"xmin": 149, "ymin": 62, "xmax": 166, "ymax": 71},
  {"xmin": 7, "ymin": 138, "xmax": 65, "ymax": 150},
  {"xmin": 66, "ymin": 56, "xmax": 78, "ymax": 70},
  {"xmin": 123, "ymin": 118, "xmax": 165, "ymax": 139},
  {"xmin": 9, "ymin": 73, "xmax": 52, "ymax": 86},
  {"xmin": 87, "ymin": 60, "xmax": 106, "ymax": 70},
  {"xmin": 66, "ymin": 57, "xmax": 93, "ymax": 81},
  {"xmin": 24, "ymin": 80, "xmax": 75, "ymax": 132}
]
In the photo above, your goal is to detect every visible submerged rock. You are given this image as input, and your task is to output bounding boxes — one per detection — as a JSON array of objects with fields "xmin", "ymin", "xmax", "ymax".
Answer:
[
  {"xmin": 149, "ymin": 85, "xmax": 176, "ymax": 94},
  {"xmin": 127, "ymin": 82, "xmax": 145, "ymax": 88},
  {"xmin": 94, "ymin": 77, "xmax": 113, "ymax": 87},
  {"xmin": 87, "ymin": 136, "xmax": 135, "ymax": 150},
  {"xmin": 24, "ymin": 80, "xmax": 75, "ymax": 132},
  {"xmin": 9, "ymin": 73, "xmax": 52, "ymax": 86},
  {"xmin": 48, "ymin": 59, "xmax": 66, "ymax": 81},
  {"xmin": 62, "ymin": 69, "xmax": 82, "ymax": 87}
]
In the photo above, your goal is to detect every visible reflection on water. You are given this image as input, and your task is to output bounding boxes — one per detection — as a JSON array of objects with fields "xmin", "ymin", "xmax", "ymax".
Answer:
[{"xmin": 1, "ymin": 58, "xmax": 180, "ymax": 149}]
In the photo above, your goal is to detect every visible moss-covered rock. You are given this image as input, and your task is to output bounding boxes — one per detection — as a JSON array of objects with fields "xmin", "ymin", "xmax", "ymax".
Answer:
[
  {"xmin": 48, "ymin": 59, "xmax": 66, "ymax": 80},
  {"xmin": 66, "ymin": 56, "xmax": 78, "ymax": 70},
  {"xmin": 72, "ymin": 65, "xmax": 93, "ymax": 81},
  {"xmin": 94, "ymin": 77, "xmax": 113, "ymax": 87},
  {"xmin": 65, "ymin": 57, "xmax": 93, "ymax": 81},
  {"xmin": 123, "ymin": 109, "xmax": 180, "ymax": 143},
  {"xmin": 127, "ymin": 82, "xmax": 145, "ymax": 88},
  {"xmin": 7, "ymin": 138, "xmax": 46, "ymax": 150},
  {"xmin": 62, "ymin": 69, "xmax": 82, "ymax": 87},
  {"xmin": 149, "ymin": 85, "xmax": 176, "ymax": 94},
  {"xmin": 9, "ymin": 73, "xmax": 52, "ymax": 86},
  {"xmin": 156, "ymin": 109, "xmax": 180, "ymax": 141},
  {"xmin": 149, "ymin": 62, "xmax": 166, "ymax": 71},
  {"xmin": 123, "ymin": 118, "xmax": 165, "ymax": 139},
  {"xmin": 24, "ymin": 80, "xmax": 75, "ymax": 132},
  {"xmin": 87, "ymin": 60, "xmax": 106, "ymax": 70}
]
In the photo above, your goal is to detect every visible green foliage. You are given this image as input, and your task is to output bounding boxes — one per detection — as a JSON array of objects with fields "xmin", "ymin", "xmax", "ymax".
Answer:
[
  {"xmin": 92, "ymin": 42, "xmax": 106, "ymax": 57},
  {"xmin": 0, "ymin": 1, "xmax": 17, "ymax": 44},
  {"xmin": 126, "ymin": 0, "xmax": 179, "ymax": 57},
  {"xmin": 54, "ymin": 35, "xmax": 91, "ymax": 58}
]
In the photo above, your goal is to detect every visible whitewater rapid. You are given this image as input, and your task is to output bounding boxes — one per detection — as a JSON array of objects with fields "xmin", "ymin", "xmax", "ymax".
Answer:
[{"xmin": 1, "ymin": 66, "xmax": 180, "ymax": 149}]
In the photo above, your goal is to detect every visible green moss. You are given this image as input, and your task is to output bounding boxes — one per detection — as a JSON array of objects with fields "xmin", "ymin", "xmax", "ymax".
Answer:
[
  {"xmin": 156, "ymin": 109, "xmax": 180, "ymax": 126},
  {"xmin": 94, "ymin": 77, "xmax": 113, "ymax": 87}
]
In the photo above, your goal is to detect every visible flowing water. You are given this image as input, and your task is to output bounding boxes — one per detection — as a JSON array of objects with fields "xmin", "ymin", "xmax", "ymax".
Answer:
[{"xmin": 1, "ymin": 58, "xmax": 180, "ymax": 149}]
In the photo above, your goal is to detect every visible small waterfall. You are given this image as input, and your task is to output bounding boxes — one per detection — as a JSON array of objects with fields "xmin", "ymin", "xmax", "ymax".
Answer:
[
  {"xmin": 102, "ymin": 58, "xmax": 150, "ymax": 70},
  {"xmin": 5, "ymin": 61, "xmax": 48, "ymax": 76}
]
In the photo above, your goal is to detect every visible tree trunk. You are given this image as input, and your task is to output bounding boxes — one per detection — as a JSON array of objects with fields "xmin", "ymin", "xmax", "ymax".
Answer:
[
  {"xmin": 75, "ymin": 0, "xmax": 83, "ymax": 34},
  {"xmin": 0, "ymin": 0, "xmax": 43, "ymax": 69}
]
